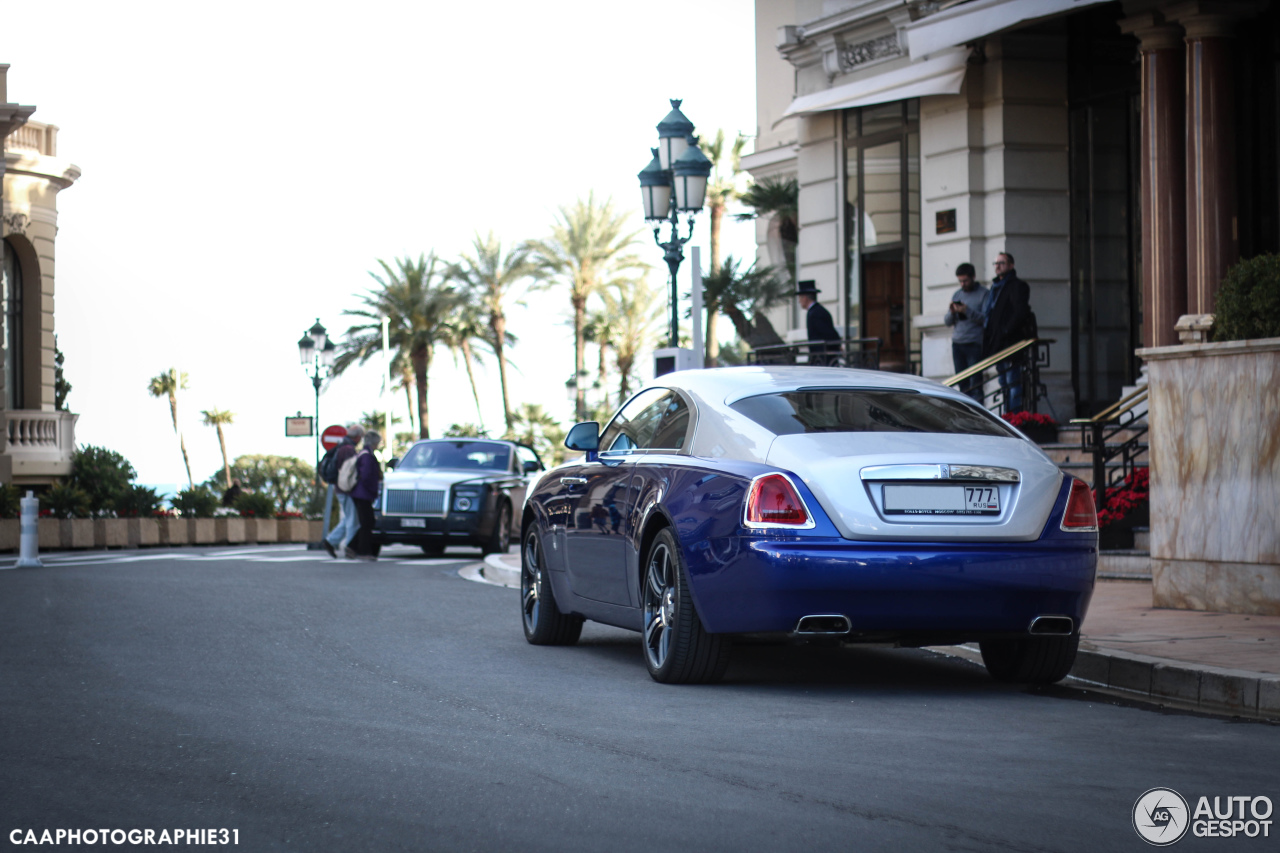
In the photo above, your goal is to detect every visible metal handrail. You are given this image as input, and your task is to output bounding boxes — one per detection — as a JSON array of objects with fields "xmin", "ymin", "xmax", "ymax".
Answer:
[
  {"xmin": 1068, "ymin": 385, "xmax": 1148, "ymax": 425},
  {"xmin": 1067, "ymin": 386, "xmax": 1149, "ymax": 509},
  {"xmin": 941, "ymin": 338, "xmax": 1042, "ymax": 387},
  {"xmin": 748, "ymin": 337, "xmax": 882, "ymax": 369}
]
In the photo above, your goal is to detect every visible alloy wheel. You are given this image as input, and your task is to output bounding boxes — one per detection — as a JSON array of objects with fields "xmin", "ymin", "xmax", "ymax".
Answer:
[
  {"xmin": 521, "ymin": 530, "xmax": 541, "ymax": 633},
  {"xmin": 642, "ymin": 542, "xmax": 675, "ymax": 669}
]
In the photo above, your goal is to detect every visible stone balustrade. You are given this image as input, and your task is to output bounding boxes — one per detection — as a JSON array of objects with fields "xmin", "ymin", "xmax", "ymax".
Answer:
[
  {"xmin": 4, "ymin": 410, "xmax": 77, "ymax": 482},
  {"xmin": 3, "ymin": 120, "xmax": 58, "ymax": 156}
]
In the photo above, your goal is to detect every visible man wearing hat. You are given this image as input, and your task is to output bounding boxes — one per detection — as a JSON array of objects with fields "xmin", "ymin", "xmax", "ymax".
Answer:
[{"xmin": 797, "ymin": 280, "xmax": 840, "ymax": 364}]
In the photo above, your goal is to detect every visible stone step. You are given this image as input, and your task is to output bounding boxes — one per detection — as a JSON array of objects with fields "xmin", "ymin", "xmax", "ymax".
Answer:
[
  {"xmin": 1133, "ymin": 526, "xmax": 1149, "ymax": 551},
  {"xmin": 1098, "ymin": 549, "xmax": 1151, "ymax": 580},
  {"xmin": 1039, "ymin": 444, "xmax": 1149, "ymax": 468}
]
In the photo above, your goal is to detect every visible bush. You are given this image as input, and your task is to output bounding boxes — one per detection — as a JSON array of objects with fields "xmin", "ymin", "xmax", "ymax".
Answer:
[
  {"xmin": 68, "ymin": 445, "xmax": 136, "ymax": 515},
  {"xmin": 234, "ymin": 490, "xmax": 277, "ymax": 518},
  {"xmin": 209, "ymin": 455, "xmax": 315, "ymax": 514},
  {"xmin": 115, "ymin": 484, "xmax": 164, "ymax": 518},
  {"xmin": 171, "ymin": 485, "xmax": 220, "ymax": 518},
  {"xmin": 1213, "ymin": 253, "xmax": 1280, "ymax": 342},
  {"xmin": 44, "ymin": 483, "xmax": 91, "ymax": 519},
  {"xmin": 0, "ymin": 484, "xmax": 21, "ymax": 519}
]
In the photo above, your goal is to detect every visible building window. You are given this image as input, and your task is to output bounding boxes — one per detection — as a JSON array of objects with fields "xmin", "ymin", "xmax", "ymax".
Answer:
[
  {"xmin": 2, "ymin": 239, "xmax": 23, "ymax": 410},
  {"xmin": 843, "ymin": 101, "xmax": 921, "ymax": 372}
]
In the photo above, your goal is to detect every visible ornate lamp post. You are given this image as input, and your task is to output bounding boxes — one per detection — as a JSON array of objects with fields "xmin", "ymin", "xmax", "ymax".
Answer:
[
  {"xmin": 638, "ymin": 100, "xmax": 712, "ymax": 348},
  {"xmin": 297, "ymin": 318, "xmax": 336, "ymax": 482}
]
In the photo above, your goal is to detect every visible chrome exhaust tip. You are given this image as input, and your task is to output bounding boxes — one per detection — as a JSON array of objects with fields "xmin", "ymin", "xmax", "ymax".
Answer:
[
  {"xmin": 1028, "ymin": 615, "xmax": 1074, "ymax": 636},
  {"xmin": 794, "ymin": 615, "xmax": 851, "ymax": 635}
]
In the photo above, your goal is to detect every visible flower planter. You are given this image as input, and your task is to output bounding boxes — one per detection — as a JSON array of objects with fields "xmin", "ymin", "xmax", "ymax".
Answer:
[
  {"xmin": 248, "ymin": 518, "xmax": 278, "ymax": 543},
  {"xmin": 305, "ymin": 520, "xmax": 324, "ymax": 543},
  {"xmin": 188, "ymin": 518, "xmax": 217, "ymax": 545},
  {"xmin": 278, "ymin": 519, "xmax": 310, "ymax": 543},
  {"xmin": 1020, "ymin": 423, "xmax": 1059, "ymax": 444},
  {"xmin": 0, "ymin": 519, "xmax": 19, "ymax": 552},
  {"xmin": 1138, "ymin": 336, "xmax": 1280, "ymax": 615},
  {"xmin": 215, "ymin": 517, "xmax": 246, "ymax": 544},
  {"xmin": 1098, "ymin": 525, "xmax": 1135, "ymax": 551},
  {"xmin": 127, "ymin": 518, "xmax": 159, "ymax": 548},
  {"xmin": 38, "ymin": 518, "xmax": 60, "ymax": 549},
  {"xmin": 94, "ymin": 519, "xmax": 128, "ymax": 549},
  {"xmin": 59, "ymin": 519, "xmax": 95, "ymax": 549},
  {"xmin": 157, "ymin": 517, "xmax": 188, "ymax": 546}
]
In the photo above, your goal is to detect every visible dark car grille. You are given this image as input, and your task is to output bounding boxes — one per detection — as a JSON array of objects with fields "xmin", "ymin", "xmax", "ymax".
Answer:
[{"xmin": 384, "ymin": 489, "xmax": 446, "ymax": 515}]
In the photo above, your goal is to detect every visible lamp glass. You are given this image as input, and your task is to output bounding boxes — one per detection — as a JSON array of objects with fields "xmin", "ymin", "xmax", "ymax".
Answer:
[
  {"xmin": 642, "ymin": 183, "xmax": 672, "ymax": 221},
  {"xmin": 321, "ymin": 340, "xmax": 337, "ymax": 368},
  {"xmin": 309, "ymin": 320, "xmax": 327, "ymax": 352},
  {"xmin": 659, "ymin": 135, "xmax": 689, "ymax": 171},
  {"xmin": 298, "ymin": 335, "xmax": 315, "ymax": 365},
  {"xmin": 675, "ymin": 174, "xmax": 708, "ymax": 211}
]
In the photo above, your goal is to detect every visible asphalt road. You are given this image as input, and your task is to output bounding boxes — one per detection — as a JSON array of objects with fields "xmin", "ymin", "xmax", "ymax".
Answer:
[{"xmin": 1, "ymin": 545, "xmax": 1277, "ymax": 852}]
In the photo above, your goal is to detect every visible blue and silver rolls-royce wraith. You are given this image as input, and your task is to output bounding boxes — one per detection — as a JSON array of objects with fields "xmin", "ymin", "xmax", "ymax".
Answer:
[{"xmin": 374, "ymin": 439, "xmax": 544, "ymax": 555}]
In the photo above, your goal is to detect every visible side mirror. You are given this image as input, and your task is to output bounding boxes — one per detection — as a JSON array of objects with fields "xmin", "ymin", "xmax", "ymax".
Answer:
[
  {"xmin": 387, "ymin": 457, "xmax": 398, "ymax": 470},
  {"xmin": 523, "ymin": 459, "xmax": 541, "ymax": 473},
  {"xmin": 564, "ymin": 421, "xmax": 600, "ymax": 452}
]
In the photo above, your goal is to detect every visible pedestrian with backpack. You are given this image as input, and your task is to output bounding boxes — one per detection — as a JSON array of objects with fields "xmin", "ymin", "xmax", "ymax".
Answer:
[
  {"xmin": 347, "ymin": 431, "xmax": 384, "ymax": 561},
  {"xmin": 321, "ymin": 423, "xmax": 365, "ymax": 558}
]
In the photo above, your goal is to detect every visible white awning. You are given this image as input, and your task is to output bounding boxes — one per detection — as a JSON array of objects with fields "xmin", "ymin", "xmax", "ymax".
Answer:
[
  {"xmin": 779, "ymin": 47, "xmax": 969, "ymax": 121},
  {"xmin": 905, "ymin": 0, "xmax": 1114, "ymax": 59}
]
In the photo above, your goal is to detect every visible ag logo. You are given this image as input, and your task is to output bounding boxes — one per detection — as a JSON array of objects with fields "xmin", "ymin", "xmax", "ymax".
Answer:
[{"xmin": 1133, "ymin": 788, "xmax": 1191, "ymax": 845}]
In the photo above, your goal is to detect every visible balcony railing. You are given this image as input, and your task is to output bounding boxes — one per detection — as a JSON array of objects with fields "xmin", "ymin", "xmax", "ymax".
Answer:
[
  {"xmin": 5, "ymin": 409, "xmax": 77, "ymax": 481},
  {"xmin": 748, "ymin": 337, "xmax": 883, "ymax": 370},
  {"xmin": 3, "ymin": 121, "xmax": 58, "ymax": 157}
]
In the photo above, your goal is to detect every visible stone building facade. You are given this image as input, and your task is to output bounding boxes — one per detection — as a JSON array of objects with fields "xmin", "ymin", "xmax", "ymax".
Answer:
[
  {"xmin": 1, "ymin": 64, "xmax": 81, "ymax": 484},
  {"xmin": 742, "ymin": 0, "xmax": 1278, "ymax": 418}
]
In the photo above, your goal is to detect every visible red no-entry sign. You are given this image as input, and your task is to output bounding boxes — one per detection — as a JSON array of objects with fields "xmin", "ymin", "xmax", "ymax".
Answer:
[{"xmin": 320, "ymin": 424, "xmax": 347, "ymax": 451}]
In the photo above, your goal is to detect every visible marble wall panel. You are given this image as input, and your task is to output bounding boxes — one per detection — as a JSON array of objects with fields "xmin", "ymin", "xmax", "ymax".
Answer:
[{"xmin": 1152, "ymin": 559, "xmax": 1280, "ymax": 616}]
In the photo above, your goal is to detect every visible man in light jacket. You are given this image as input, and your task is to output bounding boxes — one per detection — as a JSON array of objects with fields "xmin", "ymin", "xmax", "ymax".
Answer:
[
  {"xmin": 944, "ymin": 262, "xmax": 989, "ymax": 400},
  {"xmin": 323, "ymin": 423, "xmax": 364, "ymax": 558}
]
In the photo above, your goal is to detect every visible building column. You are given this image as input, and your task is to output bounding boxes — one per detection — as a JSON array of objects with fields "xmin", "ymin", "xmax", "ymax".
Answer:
[
  {"xmin": 1122, "ymin": 15, "xmax": 1187, "ymax": 348},
  {"xmin": 1176, "ymin": 6, "xmax": 1240, "ymax": 313}
]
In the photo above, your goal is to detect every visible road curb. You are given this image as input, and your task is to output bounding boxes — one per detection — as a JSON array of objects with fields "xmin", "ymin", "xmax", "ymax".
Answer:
[
  {"xmin": 1071, "ymin": 644, "xmax": 1280, "ymax": 719},
  {"xmin": 481, "ymin": 554, "xmax": 519, "ymax": 589}
]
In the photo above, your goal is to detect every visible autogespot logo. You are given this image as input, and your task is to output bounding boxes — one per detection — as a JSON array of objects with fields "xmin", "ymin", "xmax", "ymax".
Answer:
[{"xmin": 1133, "ymin": 788, "xmax": 1191, "ymax": 846}]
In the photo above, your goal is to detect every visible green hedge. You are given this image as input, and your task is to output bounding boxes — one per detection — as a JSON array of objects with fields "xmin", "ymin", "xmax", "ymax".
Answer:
[{"xmin": 1213, "ymin": 253, "xmax": 1280, "ymax": 342}]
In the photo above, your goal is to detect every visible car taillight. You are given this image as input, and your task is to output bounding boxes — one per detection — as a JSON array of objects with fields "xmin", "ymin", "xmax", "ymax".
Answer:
[
  {"xmin": 745, "ymin": 474, "xmax": 810, "ymax": 526},
  {"xmin": 1060, "ymin": 478, "xmax": 1098, "ymax": 530}
]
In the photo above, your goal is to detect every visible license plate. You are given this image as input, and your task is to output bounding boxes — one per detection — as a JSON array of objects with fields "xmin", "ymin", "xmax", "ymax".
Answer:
[
  {"xmin": 401, "ymin": 517, "xmax": 426, "ymax": 528},
  {"xmin": 882, "ymin": 484, "xmax": 1000, "ymax": 515}
]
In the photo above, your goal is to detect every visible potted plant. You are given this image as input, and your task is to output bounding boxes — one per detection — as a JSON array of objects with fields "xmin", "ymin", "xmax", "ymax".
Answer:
[
  {"xmin": 235, "ymin": 491, "xmax": 277, "ymax": 543},
  {"xmin": 171, "ymin": 485, "xmax": 220, "ymax": 544},
  {"xmin": 1000, "ymin": 411, "xmax": 1059, "ymax": 444},
  {"xmin": 0, "ymin": 484, "xmax": 21, "ymax": 551},
  {"xmin": 276, "ymin": 510, "xmax": 308, "ymax": 543}
]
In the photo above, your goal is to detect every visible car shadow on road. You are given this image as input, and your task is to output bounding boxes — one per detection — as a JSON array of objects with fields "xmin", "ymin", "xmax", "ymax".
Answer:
[{"xmin": 572, "ymin": 624, "xmax": 1005, "ymax": 694}]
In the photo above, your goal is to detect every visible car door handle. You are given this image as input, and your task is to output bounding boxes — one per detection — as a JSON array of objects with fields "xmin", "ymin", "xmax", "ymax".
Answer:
[{"xmin": 560, "ymin": 477, "xmax": 587, "ymax": 486}]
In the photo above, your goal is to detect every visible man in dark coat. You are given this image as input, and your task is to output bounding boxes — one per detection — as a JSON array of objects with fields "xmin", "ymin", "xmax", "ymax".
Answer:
[
  {"xmin": 797, "ymin": 280, "xmax": 840, "ymax": 364},
  {"xmin": 981, "ymin": 252, "xmax": 1032, "ymax": 411}
]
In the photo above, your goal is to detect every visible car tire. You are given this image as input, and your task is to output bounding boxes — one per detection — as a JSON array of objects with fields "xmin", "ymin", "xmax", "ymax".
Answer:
[
  {"xmin": 979, "ymin": 635, "xmax": 1079, "ymax": 684},
  {"xmin": 521, "ymin": 527, "xmax": 583, "ymax": 646},
  {"xmin": 641, "ymin": 528, "xmax": 731, "ymax": 684},
  {"xmin": 481, "ymin": 503, "xmax": 511, "ymax": 556}
]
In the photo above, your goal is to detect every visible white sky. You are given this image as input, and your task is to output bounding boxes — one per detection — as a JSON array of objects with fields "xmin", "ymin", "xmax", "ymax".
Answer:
[{"xmin": 3, "ymin": 0, "xmax": 760, "ymax": 490}]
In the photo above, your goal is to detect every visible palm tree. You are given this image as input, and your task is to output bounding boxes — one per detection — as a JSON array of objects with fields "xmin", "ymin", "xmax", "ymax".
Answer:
[
  {"xmin": 700, "ymin": 130, "xmax": 747, "ymax": 366},
  {"xmin": 200, "ymin": 408, "xmax": 235, "ymax": 489},
  {"xmin": 448, "ymin": 232, "xmax": 537, "ymax": 432},
  {"xmin": 503, "ymin": 403, "xmax": 568, "ymax": 467},
  {"xmin": 527, "ymin": 192, "xmax": 647, "ymax": 421},
  {"xmin": 603, "ymin": 277, "xmax": 664, "ymax": 402},
  {"xmin": 332, "ymin": 254, "xmax": 460, "ymax": 440},
  {"xmin": 148, "ymin": 368, "xmax": 194, "ymax": 489},
  {"xmin": 583, "ymin": 307, "xmax": 616, "ymax": 409},
  {"xmin": 438, "ymin": 300, "xmax": 491, "ymax": 431},
  {"xmin": 701, "ymin": 255, "xmax": 791, "ymax": 350},
  {"xmin": 736, "ymin": 176, "xmax": 799, "ymax": 285}
]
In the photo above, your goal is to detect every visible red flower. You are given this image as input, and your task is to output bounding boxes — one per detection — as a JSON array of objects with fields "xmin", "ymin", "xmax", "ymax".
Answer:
[{"xmin": 1001, "ymin": 412, "xmax": 1057, "ymax": 428}]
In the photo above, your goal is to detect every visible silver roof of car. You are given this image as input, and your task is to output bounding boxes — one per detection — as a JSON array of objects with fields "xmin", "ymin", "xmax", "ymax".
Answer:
[{"xmin": 655, "ymin": 365, "xmax": 963, "ymax": 407}]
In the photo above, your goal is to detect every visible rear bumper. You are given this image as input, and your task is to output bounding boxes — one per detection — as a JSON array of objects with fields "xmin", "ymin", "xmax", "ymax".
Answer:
[{"xmin": 684, "ymin": 537, "xmax": 1097, "ymax": 637}]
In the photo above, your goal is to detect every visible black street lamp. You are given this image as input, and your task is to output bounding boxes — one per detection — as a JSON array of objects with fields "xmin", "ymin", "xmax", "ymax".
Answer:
[
  {"xmin": 638, "ymin": 99, "xmax": 712, "ymax": 348},
  {"xmin": 297, "ymin": 318, "xmax": 336, "ymax": 482}
]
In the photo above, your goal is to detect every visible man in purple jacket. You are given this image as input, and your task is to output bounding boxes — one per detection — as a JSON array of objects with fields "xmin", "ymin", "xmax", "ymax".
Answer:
[{"xmin": 347, "ymin": 431, "xmax": 384, "ymax": 561}]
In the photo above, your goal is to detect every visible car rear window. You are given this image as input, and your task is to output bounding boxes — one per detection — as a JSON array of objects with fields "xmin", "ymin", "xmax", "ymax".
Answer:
[
  {"xmin": 399, "ymin": 441, "xmax": 512, "ymax": 471},
  {"xmin": 729, "ymin": 389, "xmax": 1017, "ymax": 437}
]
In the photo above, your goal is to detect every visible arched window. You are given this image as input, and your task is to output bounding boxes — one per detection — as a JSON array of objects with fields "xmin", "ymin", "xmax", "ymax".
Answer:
[{"xmin": 2, "ymin": 238, "xmax": 23, "ymax": 410}]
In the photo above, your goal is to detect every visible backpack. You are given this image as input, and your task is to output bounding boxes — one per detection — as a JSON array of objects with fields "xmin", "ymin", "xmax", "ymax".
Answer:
[
  {"xmin": 337, "ymin": 451, "xmax": 362, "ymax": 493},
  {"xmin": 318, "ymin": 446, "xmax": 341, "ymax": 484}
]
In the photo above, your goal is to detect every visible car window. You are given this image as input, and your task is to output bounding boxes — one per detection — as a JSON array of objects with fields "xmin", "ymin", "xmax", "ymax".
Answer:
[
  {"xmin": 600, "ymin": 388, "xmax": 670, "ymax": 452},
  {"xmin": 514, "ymin": 444, "xmax": 542, "ymax": 472},
  {"xmin": 729, "ymin": 390, "xmax": 1017, "ymax": 437},
  {"xmin": 398, "ymin": 441, "xmax": 513, "ymax": 470},
  {"xmin": 648, "ymin": 393, "xmax": 691, "ymax": 450}
]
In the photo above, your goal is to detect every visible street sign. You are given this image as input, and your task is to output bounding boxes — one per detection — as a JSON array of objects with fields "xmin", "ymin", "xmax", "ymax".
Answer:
[
  {"xmin": 285, "ymin": 416, "xmax": 314, "ymax": 437},
  {"xmin": 320, "ymin": 424, "xmax": 347, "ymax": 451}
]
